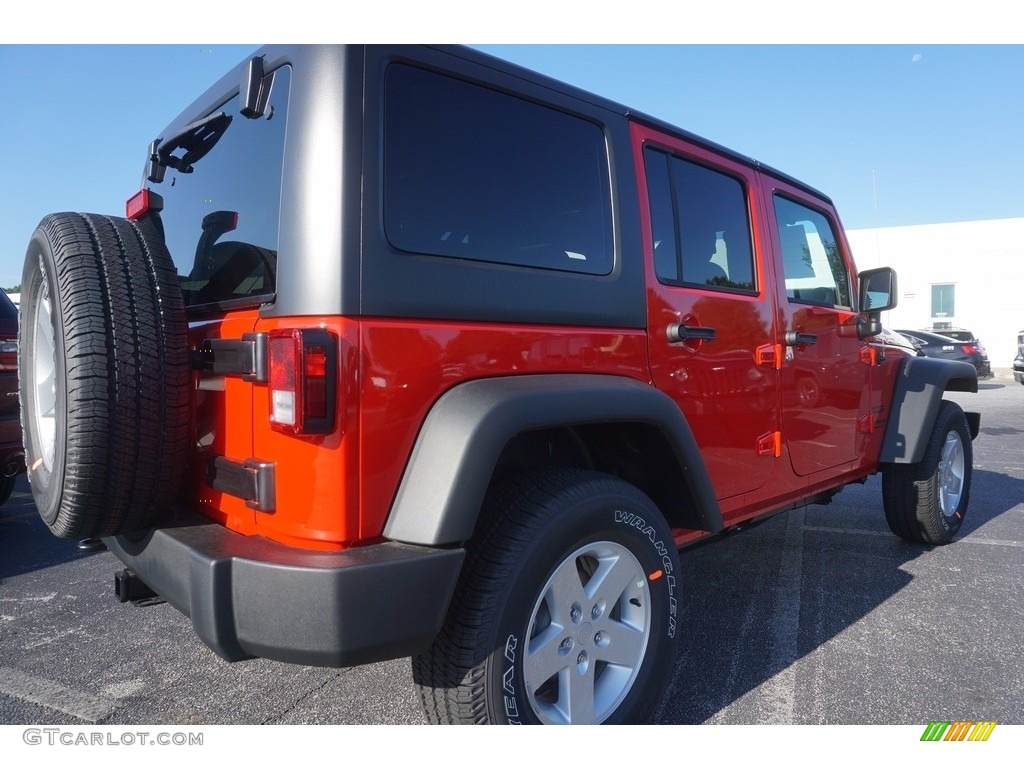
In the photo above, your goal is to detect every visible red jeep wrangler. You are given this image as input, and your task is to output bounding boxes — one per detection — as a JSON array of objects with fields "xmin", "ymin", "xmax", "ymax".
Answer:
[{"xmin": 19, "ymin": 45, "xmax": 979, "ymax": 725}]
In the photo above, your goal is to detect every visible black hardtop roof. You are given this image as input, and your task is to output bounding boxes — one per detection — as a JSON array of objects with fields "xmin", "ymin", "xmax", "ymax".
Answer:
[
  {"xmin": 158, "ymin": 44, "xmax": 833, "ymax": 206},
  {"xmin": 435, "ymin": 44, "xmax": 833, "ymax": 204}
]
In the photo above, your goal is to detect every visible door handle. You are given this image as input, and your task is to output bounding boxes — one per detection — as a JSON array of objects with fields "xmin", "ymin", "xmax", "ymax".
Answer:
[
  {"xmin": 667, "ymin": 324, "xmax": 717, "ymax": 344},
  {"xmin": 785, "ymin": 331, "xmax": 818, "ymax": 346}
]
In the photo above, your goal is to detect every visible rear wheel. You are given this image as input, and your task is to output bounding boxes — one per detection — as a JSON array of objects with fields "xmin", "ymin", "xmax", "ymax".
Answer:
[
  {"xmin": 20, "ymin": 212, "xmax": 191, "ymax": 538},
  {"xmin": 413, "ymin": 468, "xmax": 680, "ymax": 724},
  {"xmin": 882, "ymin": 400, "xmax": 972, "ymax": 545}
]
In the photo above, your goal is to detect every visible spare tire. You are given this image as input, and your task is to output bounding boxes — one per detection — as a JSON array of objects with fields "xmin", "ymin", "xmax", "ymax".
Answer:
[{"xmin": 20, "ymin": 212, "xmax": 191, "ymax": 538}]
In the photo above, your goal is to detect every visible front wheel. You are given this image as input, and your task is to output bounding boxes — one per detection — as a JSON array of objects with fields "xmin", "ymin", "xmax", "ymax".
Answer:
[
  {"xmin": 413, "ymin": 469, "xmax": 680, "ymax": 724},
  {"xmin": 882, "ymin": 400, "xmax": 972, "ymax": 545}
]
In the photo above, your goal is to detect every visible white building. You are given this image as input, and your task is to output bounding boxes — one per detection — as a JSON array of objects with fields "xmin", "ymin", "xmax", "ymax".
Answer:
[{"xmin": 847, "ymin": 217, "xmax": 1023, "ymax": 368}]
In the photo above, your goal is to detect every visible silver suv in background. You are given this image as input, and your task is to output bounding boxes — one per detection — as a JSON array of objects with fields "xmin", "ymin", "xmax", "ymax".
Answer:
[{"xmin": 1014, "ymin": 330, "xmax": 1024, "ymax": 385}]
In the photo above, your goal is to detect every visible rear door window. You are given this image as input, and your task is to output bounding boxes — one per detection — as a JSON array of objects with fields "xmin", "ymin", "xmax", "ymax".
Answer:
[{"xmin": 643, "ymin": 147, "xmax": 755, "ymax": 292}]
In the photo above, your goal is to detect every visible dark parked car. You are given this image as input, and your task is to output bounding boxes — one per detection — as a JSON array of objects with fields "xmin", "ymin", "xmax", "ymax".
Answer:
[
  {"xmin": 898, "ymin": 329, "xmax": 992, "ymax": 379},
  {"xmin": 1014, "ymin": 330, "xmax": 1024, "ymax": 386},
  {"xmin": 939, "ymin": 327, "xmax": 980, "ymax": 343},
  {"xmin": 876, "ymin": 327, "xmax": 922, "ymax": 356},
  {"xmin": 0, "ymin": 290, "xmax": 24, "ymax": 505},
  {"xmin": 937, "ymin": 328, "xmax": 990, "ymax": 359}
]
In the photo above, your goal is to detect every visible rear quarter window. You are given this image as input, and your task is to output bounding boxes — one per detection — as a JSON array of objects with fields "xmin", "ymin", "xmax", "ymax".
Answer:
[{"xmin": 383, "ymin": 64, "xmax": 613, "ymax": 276}]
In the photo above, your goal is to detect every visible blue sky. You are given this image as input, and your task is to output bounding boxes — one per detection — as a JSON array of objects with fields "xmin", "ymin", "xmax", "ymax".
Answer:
[{"xmin": 2, "ymin": 43, "xmax": 1023, "ymax": 290}]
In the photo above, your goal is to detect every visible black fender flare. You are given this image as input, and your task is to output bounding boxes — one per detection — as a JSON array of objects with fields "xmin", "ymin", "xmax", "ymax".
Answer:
[
  {"xmin": 382, "ymin": 374, "xmax": 723, "ymax": 546},
  {"xmin": 879, "ymin": 356, "xmax": 980, "ymax": 465}
]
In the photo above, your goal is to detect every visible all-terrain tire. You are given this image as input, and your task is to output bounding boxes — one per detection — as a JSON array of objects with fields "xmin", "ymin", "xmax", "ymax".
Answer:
[
  {"xmin": 412, "ymin": 468, "xmax": 681, "ymax": 724},
  {"xmin": 20, "ymin": 212, "xmax": 191, "ymax": 538},
  {"xmin": 882, "ymin": 400, "xmax": 972, "ymax": 545}
]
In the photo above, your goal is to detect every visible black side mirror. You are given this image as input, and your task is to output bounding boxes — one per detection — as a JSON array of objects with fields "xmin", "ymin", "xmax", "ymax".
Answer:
[
  {"xmin": 859, "ymin": 267, "xmax": 897, "ymax": 312},
  {"xmin": 852, "ymin": 267, "xmax": 897, "ymax": 340}
]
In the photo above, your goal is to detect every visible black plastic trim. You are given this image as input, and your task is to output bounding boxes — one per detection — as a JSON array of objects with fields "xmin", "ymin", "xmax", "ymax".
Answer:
[
  {"xmin": 784, "ymin": 331, "xmax": 818, "ymax": 346},
  {"xmin": 879, "ymin": 356, "xmax": 979, "ymax": 464},
  {"xmin": 384, "ymin": 374, "xmax": 724, "ymax": 546},
  {"xmin": 194, "ymin": 334, "xmax": 268, "ymax": 382},
  {"xmin": 667, "ymin": 323, "xmax": 716, "ymax": 343},
  {"xmin": 105, "ymin": 511, "xmax": 465, "ymax": 667},
  {"xmin": 241, "ymin": 56, "xmax": 274, "ymax": 119},
  {"xmin": 206, "ymin": 455, "xmax": 276, "ymax": 512},
  {"xmin": 297, "ymin": 327, "xmax": 337, "ymax": 434},
  {"xmin": 114, "ymin": 568, "xmax": 157, "ymax": 603}
]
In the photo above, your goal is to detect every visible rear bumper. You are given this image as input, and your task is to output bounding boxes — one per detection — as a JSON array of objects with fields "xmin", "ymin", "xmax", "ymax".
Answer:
[{"xmin": 106, "ymin": 509, "xmax": 464, "ymax": 667}]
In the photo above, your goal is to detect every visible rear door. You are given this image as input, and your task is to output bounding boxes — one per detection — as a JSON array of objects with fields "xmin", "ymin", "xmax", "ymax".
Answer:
[{"xmin": 633, "ymin": 123, "xmax": 781, "ymax": 502}]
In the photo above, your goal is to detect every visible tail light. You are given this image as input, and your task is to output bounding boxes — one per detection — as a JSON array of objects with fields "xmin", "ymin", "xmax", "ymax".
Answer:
[
  {"xmin": 268, "ymin": 328, "xmax": 338, "ymax": 435},
  {"xmin": 961, "ymin": 345, "xmax": 976, "ymax": 355},
  {"xmin": 0, "ymin": 336, "xmax": 16, "ymax": 371},
  {"xmin": 125, "ymin": 189, "xmax": 163, "ymax": 220}
]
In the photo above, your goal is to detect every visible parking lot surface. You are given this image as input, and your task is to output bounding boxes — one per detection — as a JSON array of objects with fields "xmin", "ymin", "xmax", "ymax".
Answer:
[{"xmin": 1, "ymin": 374, "xmax": 1021, "ymax": 725}]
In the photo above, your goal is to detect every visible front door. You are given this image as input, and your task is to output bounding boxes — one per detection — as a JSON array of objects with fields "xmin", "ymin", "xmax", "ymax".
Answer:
[{"xmin": 764, "ymin": 182, "xmax": 870, "ymax": 476}]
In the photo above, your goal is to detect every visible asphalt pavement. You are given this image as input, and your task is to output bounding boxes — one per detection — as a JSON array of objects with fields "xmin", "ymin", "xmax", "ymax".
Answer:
[{"xmin": 1, "ymin": 372, "xmax": 1021, "ymax": 726}]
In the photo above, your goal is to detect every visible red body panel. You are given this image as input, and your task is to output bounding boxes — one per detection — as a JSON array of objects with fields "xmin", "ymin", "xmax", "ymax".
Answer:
[
  {"xmin": 188, "ymin": 315, "xmax": 650, "ymax": 549},
  {"xmin": 630, "ymin": 121, "xmax": 906, "ymax": 531},
  {"xmin": 180, "ymin": 120, "xmax": 908, "ymax": 553},
  {"xmin": 357, "ymin": 322, "xmax": 651, "ymax": 540}
]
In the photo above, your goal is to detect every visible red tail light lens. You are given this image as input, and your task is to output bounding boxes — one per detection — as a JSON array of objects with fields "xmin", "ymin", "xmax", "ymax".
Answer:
[
  {"xmin": 126, "ymin": 189, "xmax": 151, "ymax": 220},
  {"xmin": 0, "ymin": 336, "xmax": 16, "ymax": 371},
  {"xmin": 961, "ymin": 345, "xmax": 975, "ymax": 355},
  {"xmin": 126, "ymin": 188, "xmax": 164, "ymax": 220},
  {"xmin": 268, "ymin": 328, "xmax": 337, "ymax": 435}
]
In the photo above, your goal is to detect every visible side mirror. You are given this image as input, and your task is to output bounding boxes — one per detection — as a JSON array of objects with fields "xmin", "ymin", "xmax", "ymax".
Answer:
[
  {"xmin": 859, "ymin": 267, "xmax": 897, "ymax": 312},
  {"xmin": 852, "ymin": 267, "xmax": 897, "ymax": 340},
  {"xmin": 855, "ymin": 314, "xmax": 882, "ymax": 340}
]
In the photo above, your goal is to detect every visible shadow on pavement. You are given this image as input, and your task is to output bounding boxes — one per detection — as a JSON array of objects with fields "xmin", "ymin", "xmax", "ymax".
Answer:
[
  {"xmin": 654, "ymin": 466, "xmax": 1023, "ymax": 724},
  {"xmin": 0, "ymin": 474, "xmax": 100, "ymax": 582}
]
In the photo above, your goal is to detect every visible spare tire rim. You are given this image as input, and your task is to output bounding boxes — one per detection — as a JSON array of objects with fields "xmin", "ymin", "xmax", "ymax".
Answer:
[
  {"xmin": 523, "ymin": 540, "xmax": 651, "ymax": 724},
  {"xmin": 938, "ymin": 430, "xmax": 965, "ymax": 519},
  {"xmin": 32, "ymin": 279, "xmax": 57, "ymax": 474}
]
